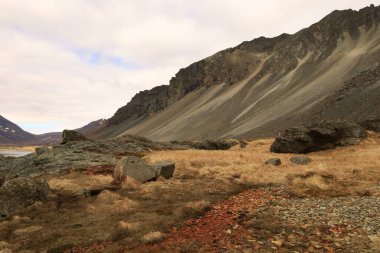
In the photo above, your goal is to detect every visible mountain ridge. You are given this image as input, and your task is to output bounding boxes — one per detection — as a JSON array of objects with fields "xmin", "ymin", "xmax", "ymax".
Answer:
[
  {"xmin": 0, "ymin": 116, "xmax": 106, "ymax": 145},
  {"xmin": 92, "ymin": 4, "xmax": 379, "ymax": 141}
]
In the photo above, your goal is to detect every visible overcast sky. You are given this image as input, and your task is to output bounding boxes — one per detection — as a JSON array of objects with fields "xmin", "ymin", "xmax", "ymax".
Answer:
[{"xmin": 0, "ymin": 0, "xmax": 379, "ymax": 134}]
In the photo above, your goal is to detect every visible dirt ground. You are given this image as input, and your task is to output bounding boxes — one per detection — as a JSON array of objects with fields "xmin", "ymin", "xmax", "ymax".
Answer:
[{"xmin": 0, "ymin": 133, "xmax": 380, "ymax": 252}]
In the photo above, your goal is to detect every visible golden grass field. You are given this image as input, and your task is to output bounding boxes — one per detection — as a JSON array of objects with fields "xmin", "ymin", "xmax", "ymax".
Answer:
[
  {"xmin": 0, "ymin": 146, "xmax": 37, "ymax": 152},
  {"xmin": 1, "ymin": 132, "xmax": 380, "ymax": 252}
]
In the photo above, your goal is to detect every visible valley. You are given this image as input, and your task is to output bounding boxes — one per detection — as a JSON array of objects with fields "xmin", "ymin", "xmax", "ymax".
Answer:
[{"xmin": 0, "ymin": 4, "xmax": 379, "ymax": 253}]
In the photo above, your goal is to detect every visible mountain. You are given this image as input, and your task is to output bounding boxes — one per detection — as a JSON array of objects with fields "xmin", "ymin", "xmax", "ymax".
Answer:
[
  {"xmin": 92, "ymin": 5, "xmax": 380, "ymax": 141},
  {"xmin": 0, "ymin": 116, "xmax": 106, "ymax": 145},
  {"xmin": 0, "ymin": 115, "xmax": 36, "ymax": 144}
]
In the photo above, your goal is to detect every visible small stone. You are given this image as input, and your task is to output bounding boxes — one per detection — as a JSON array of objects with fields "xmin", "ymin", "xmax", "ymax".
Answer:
[
  {"xmin": 265, "ymin": 158, "xmax": 281, "ymax": 166},
  {"xmin": 151, "ymin": 161, "xmax": 175, "ymax": 179},
  {"xmin": 289, "ymin": 156, "xmax": 312, "ymax": 165}
]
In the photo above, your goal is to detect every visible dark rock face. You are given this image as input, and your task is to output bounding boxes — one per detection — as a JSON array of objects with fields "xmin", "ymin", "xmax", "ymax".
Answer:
[
  {"xmin": 270, "ymin": 121, "xmax": 367, "ymax": 154},
  {"xmin": 113, "ymin": 156, "xmax": 157, "ymax": 183},
  {"xmin": 290, "ymin": 156, "xmax": 312, "ymax": 165},
  {"xmin": 152, "ymin": 162, "xmax": 176, "ymax": 179},
  {"xmin": 0, "ymin": 177, "xmax": 51, "ymax": 217},
  {"xmin": 265, "ymin": 158, "xmax": 281, "ymax": 166},
  {"xmin": 108, "ymin": 86, "xmax": 169, "ymax": 126},
  {"xmin": 61, "ymin": 130, "xmax": 89, "ymax": 144},
  {"xmin": 359, "ymin": 118, "xmax": 380, "ymax": 132}
]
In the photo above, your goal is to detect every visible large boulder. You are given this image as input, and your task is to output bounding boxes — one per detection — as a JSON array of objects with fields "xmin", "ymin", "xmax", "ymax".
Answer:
[
  {"xmin": 359, "ymin": 118, "xmax": 380, "ymax": 132},
  {"xmin": 270, "ymin": 121, "xmax": 367, "ymax": 153},
  {"xmin": 0, "ymin": 177, "xmax": 51, "ymax": 219},
  {"xmin": 113, "ymin": 156, "xmax": 157, "ymax": 183},
  {"xmin": 152, "ymin": 162, "xmax": 176, "ymax": 179},
  {"xmin": 61, "ymin": 130, "xmax": 89, "ymax": 144},
  {"xmin": 189, "ymin": 140, "xmax": 240, "ymax": 150}
]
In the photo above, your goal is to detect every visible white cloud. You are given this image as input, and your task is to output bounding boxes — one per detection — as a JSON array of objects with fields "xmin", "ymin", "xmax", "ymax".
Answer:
[{"xmin": 0, "ymin": 0, "xmax": 378, "ymax": 133}]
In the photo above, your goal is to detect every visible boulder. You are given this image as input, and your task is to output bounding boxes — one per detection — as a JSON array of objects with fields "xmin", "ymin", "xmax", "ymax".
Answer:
[
  {"xmin": 35, "ymin": 146, "xmax": 49, "ymax": 155},
  {"xmin": 270, "ymin": 121, "xmax": 367, "ymax": 153},
  {"xmin": 290, "ymin": 156, "xmax": 312, "ymax": 165},
  {"xmin": 0, "ymin": 177, "xmax": 51, "ymax": 218},
  {"xmin": 190, "ymin": 140, "xmax": 240, "ymax": 150},
  {"xmin": 265, "ymin": 158, "xmax": 281, "ymax": 166},
  {"xmin": 61, "ymin": 130, "xmax": 89, "ymax": 144},
  {"xmin": 359, "ymin": 118, "xmax": 380, "ymax": 132},
  {"xmin": 152, "ymin": 162, "xmax": 176, "ymax": 179},
  {"xmin": 113, "ymin": 156, "xmax": 157, "ymax": 183}
]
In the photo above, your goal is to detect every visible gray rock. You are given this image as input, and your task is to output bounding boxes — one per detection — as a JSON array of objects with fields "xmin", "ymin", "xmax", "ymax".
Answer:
[
  {"xmin": 113, "ymin": 156, "xmax": 157, "ymax": 183},
  {"xmin": 61, "ymin": 130, "xmax": 89, "ymax": 144},
  {"xmin": 35, "ymin": 146, "xmax": 49, "ymax": 155},
  {"xmin": 152, "ymin": 162, "xmax": 176, "ymax": 179},
  {"xmin": 290, "ymin": 156, "xmax": 312, "ymax": 165},
  {"xmin": 0, "ymin": 177, "xmax": 51, "ymax": 217},
  {"xmin": 265, "ymin": 158, "xmax": 281, "ymax": 166},
  {"xmin": 270, "ymin": 121, "xmax": 367, "ymax": 153}
]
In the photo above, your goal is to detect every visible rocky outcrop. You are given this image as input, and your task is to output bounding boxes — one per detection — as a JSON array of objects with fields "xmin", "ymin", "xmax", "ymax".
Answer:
[
  {"xmin": 270, "ymin": 121, "xmax": 367, "ymax": 153},
  {"xmin": 0, "ymin": 177, "xmax": 51, "ymax": 218},
  {"xmin": 61, "ymin": 130, "xmax": 89, "ymax": 144},
  {"xmin": 108, "ymin": 86, "xmax": 169, "ymax": 126}
]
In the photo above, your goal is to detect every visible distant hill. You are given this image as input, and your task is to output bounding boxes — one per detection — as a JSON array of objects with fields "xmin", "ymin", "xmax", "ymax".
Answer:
[
  {"xmin": 0, "ymin": 115, "xmax": 106, "ymax": 145},
  {"xmin": 92, "ymin": 5, "xmax": 380, "ymax": 141},
  {"xmin": 0, "ymin": 115, "xmax": 36, "ymax": 144}
]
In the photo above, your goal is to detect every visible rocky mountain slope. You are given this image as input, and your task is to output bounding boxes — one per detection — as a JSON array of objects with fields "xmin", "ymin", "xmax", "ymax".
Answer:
[
  {"xmin": 0, "ymin": 116, "xmax": 106, "ymax": 145},
  {"xmin": 94, "ymin": 4, "xmax": 380, "ymax": 141},
  {"xmin": 0, "ymin": 115, "xmax": 36, "ymax": 144}
]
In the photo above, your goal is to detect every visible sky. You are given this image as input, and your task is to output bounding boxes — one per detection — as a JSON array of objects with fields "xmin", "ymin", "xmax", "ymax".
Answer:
[{"xmin": 0, "ymin": 0, "xmax": 379, "ymax": 134}]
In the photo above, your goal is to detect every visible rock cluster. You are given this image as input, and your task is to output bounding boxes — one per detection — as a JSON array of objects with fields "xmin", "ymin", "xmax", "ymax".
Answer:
[{"xmin": 270, "ymin": 121, "xmax": 367, "ymax": 153}]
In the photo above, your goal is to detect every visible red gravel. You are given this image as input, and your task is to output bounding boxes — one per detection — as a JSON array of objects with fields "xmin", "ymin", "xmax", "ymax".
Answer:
[{"xmin": 134, "ymin": 188, "xmax": 288, "ymax": 252}]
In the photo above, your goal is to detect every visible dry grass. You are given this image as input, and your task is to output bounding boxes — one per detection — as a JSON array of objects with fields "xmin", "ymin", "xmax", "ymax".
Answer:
[
  {"xmin": 0, "ymin": 146, "xmax": 39, "ymax": 152},
  {"xmin": 146, "ymin": 132, "xmax": 380, "ymax": 197},
  {"xmin": 141, "ymin": 231, "xmax": 166, "ymax": 244},
  {"xmin": 180, "ymin": 200, "xmax": 212, "ymax": 219},
  {"xmin": 1, "ymin": 133, "xmax": 380, "ymax": 252}
]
